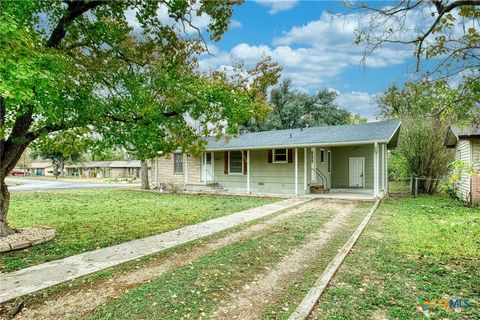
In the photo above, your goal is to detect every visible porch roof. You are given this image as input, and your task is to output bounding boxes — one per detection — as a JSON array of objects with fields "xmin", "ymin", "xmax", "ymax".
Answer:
[{"xmin": 206, "ymin": 119, "xmax": 400, "ymax": 151}]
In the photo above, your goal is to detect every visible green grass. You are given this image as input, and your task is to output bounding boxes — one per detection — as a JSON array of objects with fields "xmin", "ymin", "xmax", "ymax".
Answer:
[
  {"xmin": 313, "ymin": 195, "xmax": 480, "ymax": 319},
  {"xmin": 388, "ymin": 180, "xmax": 411, "ymax": 193},
  {"xmin": 261, "ymin": 202, "xmax": 371, "ymax": 319},
  {"xmin": 1, "ymin": 189, "xmax": 276, "ymax": 272},
  {"xmin": 88, "ymin": 207, "xmax": 339, "ymax": 320}
]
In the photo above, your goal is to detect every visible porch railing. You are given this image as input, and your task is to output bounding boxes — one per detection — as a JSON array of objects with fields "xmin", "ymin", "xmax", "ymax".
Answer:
[{"xmin": 312, "ymin": 167, "xmax": 328, "ymax": 189}]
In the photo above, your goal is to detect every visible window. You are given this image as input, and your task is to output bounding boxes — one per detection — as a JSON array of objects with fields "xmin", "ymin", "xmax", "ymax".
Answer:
[
  {"xmin": 174, "ymin": 153, "xmax": 183, "ymax": 173},
  {"xmin": 320, "ymin": 149, "xmax": 325, "ymax": 163},
  {"xmin": 327, "ymin": 151, "xmax": 331, "ymax": 174},
  {"xmin": 229, "ymin": 151, "xmax": 243, "ymax": 174},
  {"xmin": 273, "ymin": 149, "xmax": 287, "ymax": 163}
]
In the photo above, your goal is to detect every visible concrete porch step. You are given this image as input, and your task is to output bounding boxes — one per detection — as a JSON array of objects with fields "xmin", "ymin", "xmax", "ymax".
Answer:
[{"xmin": 309, "ymin": 185, "xmax": 330, "ymax": 194}]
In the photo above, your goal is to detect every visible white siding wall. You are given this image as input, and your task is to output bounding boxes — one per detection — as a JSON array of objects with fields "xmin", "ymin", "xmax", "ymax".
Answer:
[{"xmin": 455, "ymin": 140, "xmax": 471, "ymax": 201}]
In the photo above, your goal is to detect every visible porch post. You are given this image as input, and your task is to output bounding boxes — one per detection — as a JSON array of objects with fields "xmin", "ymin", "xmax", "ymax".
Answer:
[
  {"xmin": 385, "ymin": 148, "xmax": 389, "ymax": 193},
  {"xmin": 184, "ymin": 153, "xmax": 188, "ymax": 189},
  {"xmin": 381, "ymin": 144, "xmax": 385, "ymax": 192},
  {"xmin": 295, "ymin": 148, "xmax": 298, "ymax": 195},
  {"xmin": 304, "ymin": 147, "xmax": 307, "ymax": 192},
  {"xmin": 247, "ymin": 150, "xmax": 250, "ymax": 194},
  {"xmin": 373, "ymin": 142, "xmax": 379, "ymax": 197},
  {"xmin": 203, "ymin": 152, "xmax": 207, "ymax": 184},
  {"xmin": 211, "ymin": 151, "xmax": 214, "ymax": 181}
]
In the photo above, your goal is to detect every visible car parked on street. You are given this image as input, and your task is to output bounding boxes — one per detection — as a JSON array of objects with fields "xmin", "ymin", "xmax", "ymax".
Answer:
[{"xmin": 9, "ymin": 169, "xmax": 26, "ymax": 176}]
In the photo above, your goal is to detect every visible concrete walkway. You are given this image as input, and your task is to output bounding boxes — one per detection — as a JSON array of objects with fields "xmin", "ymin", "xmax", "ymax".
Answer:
[{"xmin": 0, "ymin": 198, "xmax": 309, "ymax": 303}]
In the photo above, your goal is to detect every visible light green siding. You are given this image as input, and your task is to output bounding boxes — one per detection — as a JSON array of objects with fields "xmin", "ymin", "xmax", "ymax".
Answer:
[
  {"xmin": 214, "ymin": 149, "xmax": 306, "ymax": 194},
  {"xmin": 331, "ymin": 144, "xmax": 374, "ymax": 188}
]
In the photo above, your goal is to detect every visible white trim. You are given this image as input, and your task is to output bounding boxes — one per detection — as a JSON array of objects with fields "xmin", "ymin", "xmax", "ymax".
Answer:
[
  {"xmin": 155, "ymin": 157, "xmax": 159, "ymax": 188},
  {"xmin": 386, "ymin": 121, "xmax": 402, "ymax": 144},
  {"xmin": 228, "ymin": 150, "xmax": 244, "ymax": 175},
  {"xmin": 211, "ymin": 151, "xmax": 214, "ymax": 181},
  {"xmin": 295, "ymin": 148, "xmax": 298, "ymax": 195},
  {"xmin": 272, "ymin": 148, "xmax": 288, "ymax": 163},
  {"xmin": 304, "ymin": 147, "xmax": 307, "ymax": 191},
  {"xmin": 184, "ymin": 153, "xmax": 188, "ymax": 188},
  {"xmin": 380, "ymin": 143, "xmax": 385, "ymax": 191},
  {"xmin": 348, "ymin": 157, "xmax": 365, "ymax": 188},
  {"xmin": 311, "ymin": 147, "xmax": 317, "ymax": 183},
  {"xmin": 247, "ymin": 150, "xmax": 250, "ymax": 193},
  {"xmin": 327, "ymin": 150, "xmax": 331, "ymax": 174},
  {"xmin": 385, "ymin": 149, "xmax": 389, "ymax": 193},
  {"xmin": 373, "ymin": 142, "xmax": 379, "ymax": 197}
]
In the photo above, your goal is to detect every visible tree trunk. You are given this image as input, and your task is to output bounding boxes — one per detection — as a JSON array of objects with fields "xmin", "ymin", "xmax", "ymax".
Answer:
[
  {"xmin": 141, "ymin": 160, "xmax": 150, "ymax": 190},
  {"xmin": 0, "ymin": 179, "xmax": 15, "ymax": 236}
]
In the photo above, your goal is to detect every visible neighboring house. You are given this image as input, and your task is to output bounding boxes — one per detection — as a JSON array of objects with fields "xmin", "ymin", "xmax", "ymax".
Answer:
[
  {"xmin": 109, "ymin": 160, "xmax": 142, "ymax": 178},
  {"xmin": 28, "ymin": 162, "xmax": 54, "ymax": 176},
  {"xmin": 151, "ymin": 120, "xmax": 401, "ymax": 198},
  {"xmin": 65, "ymin": 160, "xmax": 145, "ymax": 178},
  {"xmin": 445, "ymin": 124, "xmax": 480, "ymax": 204}
]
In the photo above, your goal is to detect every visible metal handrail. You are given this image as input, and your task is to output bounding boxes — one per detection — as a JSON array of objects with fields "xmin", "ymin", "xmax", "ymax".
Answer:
[{"xmin": 312, "ymin": 167, "xmax": 328, "ymax": 188}]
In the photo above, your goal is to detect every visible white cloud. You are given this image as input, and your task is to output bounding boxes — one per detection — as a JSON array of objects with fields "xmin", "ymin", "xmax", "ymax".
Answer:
[
  {"xmin": 230, "ymin": 19, "xmax": 242, "ymax": 29},
  {"xmin": 335, "ymin": 91, "xmax": 380, "ymax": 121},
  {"xmin": 254, "ymin": 0, "xmax": 299, "ymax": 15},
  {"xmin": 125, "ymin": 3, "xmax": 211, "ymax": 36}
]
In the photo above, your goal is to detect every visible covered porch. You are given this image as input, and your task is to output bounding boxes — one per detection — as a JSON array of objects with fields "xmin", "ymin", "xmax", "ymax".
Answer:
[{"xmin": 200, "ymin": 142, "xmax": 389, "ymax": 198}]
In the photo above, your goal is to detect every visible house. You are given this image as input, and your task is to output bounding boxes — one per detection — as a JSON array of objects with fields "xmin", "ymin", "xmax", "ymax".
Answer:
[
  {"xmin": 65, "ymin": 160, "xmax": 145, "ymax": 178},
  {"xmin": 109, "ymin": 160, "xmax": 142, "ymax": 178},
  {"xmin": 151, "ymin": 120, "xmax": 401, "ymax": 199},
  {"xmin": 445, "ymin": 124, "xmax": 480, "ymax": 204},
  {"xmin": 28, "ymin": 162, "xmax": 54, "ymax": 176}
]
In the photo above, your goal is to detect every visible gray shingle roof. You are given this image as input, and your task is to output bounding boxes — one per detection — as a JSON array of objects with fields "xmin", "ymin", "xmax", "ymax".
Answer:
[
  {"xmin": 206, "ymin": 119, "xmax": 401, "ymax": 151},
  {"xmin": 445, "ymin": 123, "xmax": 480, "ymax": 147}
]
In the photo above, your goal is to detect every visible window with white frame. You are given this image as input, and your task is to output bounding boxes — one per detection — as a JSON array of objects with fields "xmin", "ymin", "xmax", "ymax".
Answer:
[
  {"xmin": 273, "ymin": 149, "xmax": 287, "ymax": 163},
  {"xmin": 229, "ymin": 151, "xmax": 243, "ymax": 174},
  {"xmin": 174, "ymin": 153, "xmax": 183, "ymax": 173},
  {"xmin": 320, "ymin": 149, "xmax": 325, "ymax": 163},
  {"xmin": 327, "ymin": 151, "xmax": 331, "ymax": 174}
]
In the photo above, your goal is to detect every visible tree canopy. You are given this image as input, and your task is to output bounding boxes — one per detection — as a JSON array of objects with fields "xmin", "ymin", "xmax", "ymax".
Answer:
[
  {"xmin": 0, "ymin": 0, "xmax": 280, "ymax": 235},
  {"xmin": 350, "ymin": 0, "xmax": 480, "ymax": 119},
  {"xmin": 243, "ymin": 79, "xmax": 363, "ymax": 132}
]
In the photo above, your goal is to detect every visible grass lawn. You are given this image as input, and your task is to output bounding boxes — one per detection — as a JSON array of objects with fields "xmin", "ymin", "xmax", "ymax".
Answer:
[
  {"xmin": 312, "ymin": 195, "xmax": 480, "ymax": 319},
  {"xmin": 1, "ymin": 189, "xmax": 276, "ymax": 272},
  {"xmin": 85, "ymin": 202, "xmax": 371, "ymax": 320}
]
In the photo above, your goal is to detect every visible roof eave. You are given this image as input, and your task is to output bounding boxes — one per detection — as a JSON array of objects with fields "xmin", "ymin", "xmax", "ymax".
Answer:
[{"xmin": 205, "ymin": 139, "xmax": 392, "ymax": 151}]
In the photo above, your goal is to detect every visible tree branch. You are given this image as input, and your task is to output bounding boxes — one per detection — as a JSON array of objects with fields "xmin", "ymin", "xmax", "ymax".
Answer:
[{"xmin": 46, "ymin": 0, "xmax": 105, "ymax": 48}]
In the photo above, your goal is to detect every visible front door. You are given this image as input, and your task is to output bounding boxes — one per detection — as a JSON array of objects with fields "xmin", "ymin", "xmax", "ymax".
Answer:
[
  {"xmin": 349, "ymin": 157, "xmax": 364, "ymax": 188},
  {"xmin": 202, "ymin": 152, "xmax": 213, "ymax": 181}
]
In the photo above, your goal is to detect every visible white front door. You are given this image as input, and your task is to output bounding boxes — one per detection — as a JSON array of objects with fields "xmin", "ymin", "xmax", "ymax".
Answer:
[
  {"xmin": 202, "ymin": 152, "xmax": 213, "ymax": 181},
  {"xmin": 349, "ymin": 157, "xmax": 364, "ymax": 188}
]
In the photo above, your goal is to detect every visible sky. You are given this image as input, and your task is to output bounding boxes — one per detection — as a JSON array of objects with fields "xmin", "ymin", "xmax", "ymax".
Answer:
[{"xmin": 197, "ymin": 0, "xmax": 424, "ymax": 121}]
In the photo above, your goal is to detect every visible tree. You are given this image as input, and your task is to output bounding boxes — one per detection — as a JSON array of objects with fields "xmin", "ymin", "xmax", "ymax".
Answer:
[
  {"xmin": 31, "ymin": 130, "xmax": 88, "ymax": 178},
  {"xmin": 349, "ymin": 0, "xmax": 480, "ymax": 117},
  {"xmin": 377, "ymin": 83, "xmax": 455, "ymax": 193},
  {"xmin": 0, "ymin": 1, "xmax": 280, "ymax": 236},
  {"xmin": 244, "ymin": 79, "xmax": 358, "ymax": 131}
]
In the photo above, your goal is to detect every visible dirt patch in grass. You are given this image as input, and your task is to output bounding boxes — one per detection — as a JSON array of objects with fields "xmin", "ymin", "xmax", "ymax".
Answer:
[
  {"xmin": 11, "ymin": 200, "xmax": 320, "ymax": 320},
  {"xmin": 210, "ymin": 200, "xmax": 358, "ymax": 320}
]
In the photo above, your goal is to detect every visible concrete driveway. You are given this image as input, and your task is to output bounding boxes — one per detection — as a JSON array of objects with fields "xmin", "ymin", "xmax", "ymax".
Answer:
[{"xmin": 6, "ymin": 178, "xmax": 140, "ymax": 192}]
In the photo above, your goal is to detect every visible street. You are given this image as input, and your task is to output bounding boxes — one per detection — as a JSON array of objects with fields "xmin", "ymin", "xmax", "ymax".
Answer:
[{"xmin": 6, "ymin": 178, "xmax": 140, "ymax": 192}]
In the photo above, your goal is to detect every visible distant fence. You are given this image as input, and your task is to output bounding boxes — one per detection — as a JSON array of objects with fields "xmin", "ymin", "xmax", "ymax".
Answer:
[{"xmin": 389, "ymin": 177, "xmax": 449, "ymax": 197}]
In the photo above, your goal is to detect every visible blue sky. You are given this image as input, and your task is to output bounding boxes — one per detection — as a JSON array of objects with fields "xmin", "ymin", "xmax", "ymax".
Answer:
[{"xmin": 198, "ymin": 0, "xmax": 424, "ymax": 121}]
